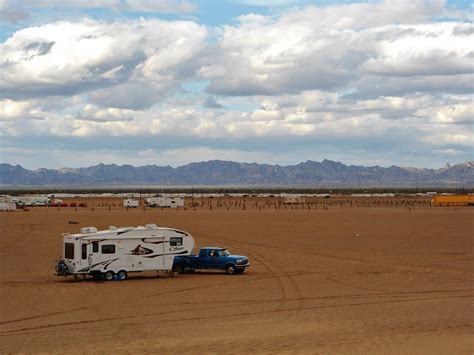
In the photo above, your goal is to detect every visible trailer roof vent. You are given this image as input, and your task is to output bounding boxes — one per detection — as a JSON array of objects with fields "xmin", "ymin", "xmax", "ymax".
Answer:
[
  {"xmin": 145, "ymin": 223, "xmax": 158, "ymax": 229},
  {"xmin": 81, "ymin": 226, "xmax": 98, "ymax": 234},
  {"xmin": 109, "ymin": 226, "xmax": 117, "ymax": 230}
]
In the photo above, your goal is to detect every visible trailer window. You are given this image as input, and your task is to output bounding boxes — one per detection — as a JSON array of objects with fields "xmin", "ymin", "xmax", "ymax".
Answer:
[
  {"xmin": 92, "ymin": 242, "xmax": 99, "ymax": 253},
  {"xmin": 102, "ymin": 244, "xmax": 115, "ymax": 254},
  {"xmin": 82, "ymin": 244, "xmax": 87, "ymax": 259},
  {"xmin": 170, "ymin": 237, "xmax": 182, "ymax": 246},
  {"xmin": 65, "ymin": 243, "xmax": 74, "ymax": 259}
]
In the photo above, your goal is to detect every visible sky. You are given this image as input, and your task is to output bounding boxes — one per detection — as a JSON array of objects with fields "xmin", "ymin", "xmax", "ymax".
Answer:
[{"xmin": 0, "ymin": 0, "xmax": 472, "ymax": 169}]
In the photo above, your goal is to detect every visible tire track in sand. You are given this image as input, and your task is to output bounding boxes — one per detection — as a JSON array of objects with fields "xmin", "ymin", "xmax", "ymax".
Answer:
[
  {"xmin": 1, "ymin": 293, "xmax": 471, "ymax": 336},
  {"xmin": 212, "ymin": 235, "xmax": 304, "ymax": 320}
]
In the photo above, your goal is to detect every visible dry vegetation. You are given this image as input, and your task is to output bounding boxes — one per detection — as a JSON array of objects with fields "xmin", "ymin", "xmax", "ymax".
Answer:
[{"xmin": 0, "ymin": 197, "xmax": 472, "ymax": 353}]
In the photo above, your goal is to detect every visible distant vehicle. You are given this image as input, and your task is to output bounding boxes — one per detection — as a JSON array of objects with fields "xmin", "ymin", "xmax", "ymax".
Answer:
[
  {"xmin": 55, "ymin": 224, "xmax": 195, "ymax": 281},
  {"xmin": 0, "ymin": 202, "xmax": 16, "ymax": 211},
  {"xmin": 173, "ymin": 247, "xmax": 250, "ymax": 275},
  {"xmin": 13, "ymin": 196, "xmax": 50, "ymax": 207},
  {"xmin": 146, "ymin": 197, "xmax": 184, "ymax": 208},
  {"xmin": 123, "ymin": 199, "xmax": 139, "ymax": 208}
]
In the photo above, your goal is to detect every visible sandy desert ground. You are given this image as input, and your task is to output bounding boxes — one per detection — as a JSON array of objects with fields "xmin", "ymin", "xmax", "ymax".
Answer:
[{"xmin": 0, "ymin": 198, "xmax": 473, "ymax": 354}]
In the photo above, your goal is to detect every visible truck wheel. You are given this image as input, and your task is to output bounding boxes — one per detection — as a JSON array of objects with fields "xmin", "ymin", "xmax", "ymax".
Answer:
[
  {"xmin": 105, "ymin": 271, "xmax": 115, "ymax": 281},
  {"xmin": 117, "ymin": 270, "xmax": 128, "ymax": 280},
  {"xmin": 172, "ymin": 264, "xmax": 185, "ymax": 274},
  {"xmin": 226, "ymin": 264, "xmax": 236, "ymax": 275}
]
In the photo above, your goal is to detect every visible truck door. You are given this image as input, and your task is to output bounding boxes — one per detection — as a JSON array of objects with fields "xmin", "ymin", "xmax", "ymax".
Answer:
[
  {"xmin": 199, "ymin": 249, "xmax": 220, "ymax": 269},
  {"xmin": 197, "ymin": 249, "xmax": 210, "ymax": 269}
]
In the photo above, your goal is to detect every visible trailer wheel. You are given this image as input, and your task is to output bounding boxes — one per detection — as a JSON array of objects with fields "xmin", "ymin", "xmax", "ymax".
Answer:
[
  {"xmin": 225, "ymin": 264, "xmax": 236, "ymax": 275},
  {"xmin": 117, "ymin": 270, "xmax": 128, "ymax": 281},
  {"xmin": 105, "ymin": 271, "xmax": 115, "ymax": 281}
]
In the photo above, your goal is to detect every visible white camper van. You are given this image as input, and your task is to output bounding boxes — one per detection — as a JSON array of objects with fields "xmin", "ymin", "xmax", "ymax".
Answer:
[
  {"xmin": 123, "ymin": 199, "xmax": 139, "ymax": 208},
  {"xmin": 55, "ymin": 224, "xmax": 195, "ymax": 281}
]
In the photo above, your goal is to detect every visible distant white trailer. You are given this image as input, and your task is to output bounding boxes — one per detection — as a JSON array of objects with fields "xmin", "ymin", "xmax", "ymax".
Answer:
[
  {"xmin": 146, "ymin": 197, "xmax": 184, "ymax": 208},
  {"xmin": 123, "ymin": 199, "xmax": 139, "ymax": 208},
  {"xmin": 55, "ymin": 224, "xmax": 195, "ymax": 281},
  {"xmin": 169, "ymin": 198, "xmax": 184, "ymax": 208},
  {"xmin": 14, "ymin": 196, "xmax": 50, "ymax": 206},
  {"xmin": 0, "ymin": 202, "xmax": 16, "ymax": 211}
]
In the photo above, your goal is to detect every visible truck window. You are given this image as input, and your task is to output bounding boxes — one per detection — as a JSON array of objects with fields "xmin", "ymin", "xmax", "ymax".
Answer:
[
  {"xmin": 102, "ymin": 245, "xmax": 115, "ymax": 254},
  {"xmin": 65, "ymin": 243, "xmax": 74, "ymax": 259},
  {"xmin": 199, "ymin": 249, "xmax": 207, "ymax": 257},
  {"xmin": 170, "ymin": 237, "xmax": 182, "ymax": 246},
  {"xmin": 81, "ymin": 244, "xmax": 87, "ymax": 259},
  {"xmin": 92, "ymin": 242, "xmax": 98, "ymax": 253}
]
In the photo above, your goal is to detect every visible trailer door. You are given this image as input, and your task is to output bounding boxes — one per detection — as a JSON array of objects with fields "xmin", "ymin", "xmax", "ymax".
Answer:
[{"xmin": 88, "ymin": 241, "xmax": 101, "ymax": 269}]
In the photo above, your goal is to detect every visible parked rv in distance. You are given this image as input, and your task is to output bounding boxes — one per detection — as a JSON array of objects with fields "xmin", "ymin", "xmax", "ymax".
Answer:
[
  {"xmin": 55, "ymin": 224, "xmax": 195, "ymax": 281},
  {"xmin": 145, "ymin": 196, "xmax": 184, "ymax": 208},
  {"xmin": 123, "ymin": 199, "xmax": 139, "ymax": 208}
]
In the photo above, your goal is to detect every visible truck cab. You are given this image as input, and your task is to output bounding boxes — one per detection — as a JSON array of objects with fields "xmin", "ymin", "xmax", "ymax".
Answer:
[{"xmin": 173, "ymin": 247, "xmax": 249, "ymax": 275}]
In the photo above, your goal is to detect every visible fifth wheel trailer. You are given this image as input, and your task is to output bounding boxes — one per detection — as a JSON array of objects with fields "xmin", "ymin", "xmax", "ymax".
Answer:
[{"xmin": 55, "ymin": 224, "xmax": 195, "ymax": 281}]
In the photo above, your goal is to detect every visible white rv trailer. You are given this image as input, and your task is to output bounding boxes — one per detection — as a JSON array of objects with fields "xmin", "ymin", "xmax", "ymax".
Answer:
[
  {"xmin": 146, "ymin": 197, "xmax": 184, "ymax": 208},
  {"xmin": 0, "ymin": 202, "xmax": 16, "ymax": 211},
  {"xmin": 12, "ymin": 196, "xmax": 50, "ymax": 206},
  {"xmin": 57, "ymin": 224, "xmax": 195, "ymax": 280},
  {"xmin": 123, "ymin": 199, "xmax": 139, "ymax": 208}
]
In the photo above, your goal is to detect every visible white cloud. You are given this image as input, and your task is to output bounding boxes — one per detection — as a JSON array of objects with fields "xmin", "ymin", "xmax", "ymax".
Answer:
[
  {"xmin": 0, "ymin": 99, "xmax": 44, "ymax": 120},
  {"xmin": 0, "ymin": 19, "xmax": 207, "ymax": 108},
  {"xmin": 423, "ymin": 133, "xmax": 474, "ymax": 147},
  {"xmin": 206, "ymin": 2, "xmax": 472, "ymax": 97},
  {"xmin": 77, "ymin": 104, "xmax": 135, "ymax": 122},
  {"xmin": 362, "ymin": 23, "xmax": 473, "ymax": 77},
  {"xmin": 0, "ymin": 3, "xmax": 30, "ymax": 24},
  {"xmin": 433, "ymin": 104, "xmax": 474, "ymax": 125},
  {"xmin": 125, "ymin": 0, "xmax": 197, "ymax": 13},
  {"xmin": 0, "ymin": 0, "xmax": 197, "ymax": 15}
]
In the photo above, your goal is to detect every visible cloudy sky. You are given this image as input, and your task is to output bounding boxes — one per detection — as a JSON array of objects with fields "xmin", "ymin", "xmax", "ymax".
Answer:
[{"xmin": 0, "ymin": 0, "xmax": 472, "ymax": 169}]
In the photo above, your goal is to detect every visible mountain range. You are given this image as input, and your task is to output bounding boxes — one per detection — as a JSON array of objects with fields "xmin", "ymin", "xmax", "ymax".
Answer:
[{"xmin": 0, "ymin": 160, "xmax": 473, "ymax": 187}]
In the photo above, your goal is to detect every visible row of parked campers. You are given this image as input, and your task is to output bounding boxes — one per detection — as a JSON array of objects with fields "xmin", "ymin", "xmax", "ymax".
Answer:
[{"xmin": 55, "ymin": 224, "xmax": 194, "ymax": 281}]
